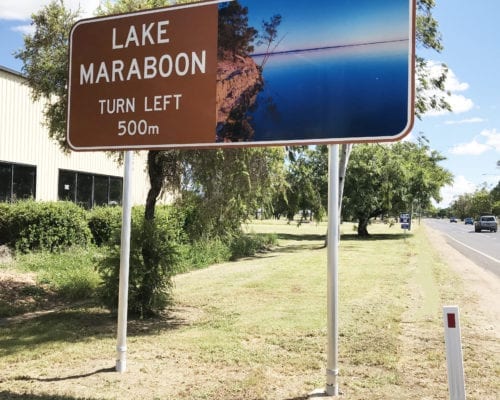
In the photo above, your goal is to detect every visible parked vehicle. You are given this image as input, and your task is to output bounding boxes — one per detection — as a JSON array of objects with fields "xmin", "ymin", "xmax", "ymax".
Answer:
[
  {"xmin": 449, "ymin": 217, "xmax": 457, "ymax": 223},
  {"xmin": 464, "ymin": 217, "xmax": 474, "ymax": 225},
  {"xmin": 474, "ymin": 215, "xmax": 498, "ymax": 232}
]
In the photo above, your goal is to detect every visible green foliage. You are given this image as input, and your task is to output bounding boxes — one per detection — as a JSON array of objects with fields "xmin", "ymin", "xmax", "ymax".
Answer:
[
  {"xmin": 415, "ymin": 0, "xmax": 451, "ymax": 118},
  {"xmin": 275, "ymin": 146, "xmax": 327, "ymax": 223},
  {"xmin": 176, "ymin": 148, "xmax": 286, "ymax": 240},
  {"xmin": 0, "ymin": 202, "xmax": 9, "ymax": 245},
  {"xmin": 177, "ymin": 232, "xmax": 277, "ymax": 271},
  {"xmin": 342, "ymin": 138, "xmax": 452, "ymax": 235},
  {"xmin": 15, "ymin": 0, "xmax": 79, "ymax": 151},
  {"xmin": 0, "ymin": 200, "xmax": 91, "ymax": 252},
  {"xmin": 229, "ymin": 232, "xmax": 277, "ymax": 260},
  {"xmin": 178, "ymin": 238, "xmax": 232, "ymax": 271},
  {"xmin": 450, "ymin": 184, "xmax": 500, "ymax": 218},
  {"xmin": 492, "ymin": 201, "xmax": 500, "ymax": 217},
  {"xmin": 87, "ymin": 206, "xmax": 122, "ymax": 246},
  {"xmin": 16, "ymin": 247, "xmax": 102, "ymax": 301},
  {"xmin": 97, "ymin": 206, "xmax": 181, "ymax": 317},
  {"xmin": 218, "ymin": 1, "xmax": 258, "ymax": 59},
  {"xmin": 490, "ymin": 181, "xmax": 500, "ymax": 202}
]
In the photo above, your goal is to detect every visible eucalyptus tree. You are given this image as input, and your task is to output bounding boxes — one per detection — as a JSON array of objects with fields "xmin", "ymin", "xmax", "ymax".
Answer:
[
  {"xmin": 342, "ymin": 140, "xmax": 452, "ymax": 236},
  {"xmin": 16, "ymin": 0, "xmax": 287, "ymax": 314}
]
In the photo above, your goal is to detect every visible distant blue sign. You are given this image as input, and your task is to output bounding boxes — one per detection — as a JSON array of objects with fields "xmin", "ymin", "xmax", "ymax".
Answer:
[{"xmin": 400, "ymin": 213, "xmax": 411, "ymax": 230}]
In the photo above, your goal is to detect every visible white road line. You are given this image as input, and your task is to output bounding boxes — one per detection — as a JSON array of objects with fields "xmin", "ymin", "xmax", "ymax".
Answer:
[{"xmin": 445, "ymin": 234, "xmax": 500, "ymax": 264}]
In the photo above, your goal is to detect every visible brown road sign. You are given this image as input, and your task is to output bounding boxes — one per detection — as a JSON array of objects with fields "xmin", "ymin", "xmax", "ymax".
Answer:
[{"xmin": 67, "ymin": 2, "xmax": 218, "ymax": 151}]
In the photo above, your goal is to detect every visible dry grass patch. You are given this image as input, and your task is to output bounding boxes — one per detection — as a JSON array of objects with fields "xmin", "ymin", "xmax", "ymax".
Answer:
[{"xmin": 0, "ymin": 219, "xmax": 497, "ymax": 399}]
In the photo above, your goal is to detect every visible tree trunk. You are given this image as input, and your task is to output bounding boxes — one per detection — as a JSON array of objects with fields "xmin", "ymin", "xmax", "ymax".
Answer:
[
  {"xmin": 144, "ymin": 150, "xmax": 164, "ymax": 221},
  {"xmin": 357, "ymin": 217, "xmax": 370, "ymax": 237}
]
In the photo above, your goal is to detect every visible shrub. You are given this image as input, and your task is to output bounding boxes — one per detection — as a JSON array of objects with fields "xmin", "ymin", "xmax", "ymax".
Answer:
[
  {"xmin": 98, "ymin": 206, "xmax": 182, "ymax": 317},
  {"xmin": 1, "ymin": 200, "xmax": 91, "ymax": 252},
  {"xmin": 230, "ymin": 232, "xmax": 277, "ymax": 260},
  {"xmin": 0, "ymin": 203, "xmax": 9, "ymax": 245},
  {"xmin": 178, "ymin": 238, "xmax": 232, "ymax": 271},
  {"xmin": 16, "ymin": 247, "xmax": 102, "ymax": 301},
  {"xmin": 87, "ymin": 206, "xmax": 122, "ymax": 246}
]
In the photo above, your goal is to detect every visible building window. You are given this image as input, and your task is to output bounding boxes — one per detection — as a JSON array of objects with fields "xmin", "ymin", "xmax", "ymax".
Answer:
[
  {"xmin": 0, "ymin": 161, "xmax": 36, "ymax": 202},
  {"xmin": 58, "ymin": 169, "xmax": 122, "ymax": 209}
]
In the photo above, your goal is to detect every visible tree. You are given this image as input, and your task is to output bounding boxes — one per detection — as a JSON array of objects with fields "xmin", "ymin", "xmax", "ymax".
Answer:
[
  {"xmin": 277, "ymin": 146, "xmax": 327, "ymax": 222},
  {"xmin": 218, "ymin": 1, "xmax": 257, "ymax": 60},
  {"xmin": 491, "ymin": 181, "xmax": 500, "ymax": 202},
  {"xmin": 176, "ymin": 147, "xmax": 286, "ymax": 238},
  {"xmin": 16, "ymin": 0, "xmax": 287, "ymax": 316},
  {"xmin": 471, "ymin": 188, "xmax": 494, "ymax": 216},
  {"xmin": 451, "ymin": 193, "xmax": 473, "ymax": 220},
  {"xmin": 256, "ymin": 14, "xmax": 283, "ymax": 68},
  {"xmin": 17, "ymin": 0, "xmax": 452, "ymax": 240},
  {"xmin": 341, "ymin": 140, "xmax": 452, "ymax": 236},
  {"xmin": 15, "ymin": 0, "xmax": 78, "ymax": 151},
  {"xmin": 414, "ymin": 0, "xmax": 451, "ymax": 118}
]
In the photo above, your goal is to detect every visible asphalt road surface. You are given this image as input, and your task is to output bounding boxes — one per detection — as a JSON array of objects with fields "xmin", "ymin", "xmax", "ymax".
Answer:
[{"xmin": 424, "ymin": 218, "xmax": 500, "ymax": 278}]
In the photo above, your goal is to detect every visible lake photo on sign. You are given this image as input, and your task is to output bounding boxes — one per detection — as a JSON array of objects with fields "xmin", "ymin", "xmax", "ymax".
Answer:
[
  {"xmin": 67, "ymin": 0, "xmax": 414, "ymax": 150},
  {"xmin": 220, "ymin": 0, "xmax": 414, "ymax": 145}
]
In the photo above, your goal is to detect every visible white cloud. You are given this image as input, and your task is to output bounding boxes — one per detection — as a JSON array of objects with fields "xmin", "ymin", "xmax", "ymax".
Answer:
[
  {"xmin": 481, "ymin": 174, "xmax": 500, "ymax": 187},
  {"xmin": 448, "ymin": 129, "xmax": 500, "ymax": 156},
  {"xmin": 12, "ymin": 24, "xmax": 34, "ymax": 35},
  {"xmin": 449, "ymin": 139, "xmax": 491, "ymax": 156},
  {"xmin": 420, "ymin": 61, "xmax": 474, "ymax": 117},
  {"xmin": 444, "ymin": 68, "xmax": 469, "ymax": 92},
  {"xmin": 0, "ymin": 0, "xmax": 100, "ymax": 21},
  {"xmin": 480, "ymin": 128, "xmax": 500, "ymax": 151},
  {"xmin": 445, "ymin": 117, "xmax": 485, "ymax": 125},
  {"xmin": 445, "ymin": 94, "xmax": 474, "ymax": 115},
  {"xmin": 435, "ymin": 175, "xmax": 477, "ymax": 208}
]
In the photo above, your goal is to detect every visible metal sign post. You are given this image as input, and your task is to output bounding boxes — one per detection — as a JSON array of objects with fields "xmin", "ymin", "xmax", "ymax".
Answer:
[
  {"xmin": 326, "ymin": 144, "xmax": 340, "ymax": 396},
  {"xmin": 116, "ymin": 151, "xmax": 133, "ymax": 372}
]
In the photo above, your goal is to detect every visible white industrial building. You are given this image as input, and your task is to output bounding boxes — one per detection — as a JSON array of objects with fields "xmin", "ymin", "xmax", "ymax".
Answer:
[{"xmin": 0, "ymin": 65, "xmax": 151, "ymax": 207}]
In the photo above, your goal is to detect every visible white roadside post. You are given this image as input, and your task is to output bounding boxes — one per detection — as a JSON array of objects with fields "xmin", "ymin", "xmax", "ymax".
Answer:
[
  {"xmin": 116, "ymin": 151, "xmax": 133, "ymax": 373},
  {"xmin": 443, "ymin": 305, "xmax": 466, "ymax": 400},
  {"xmin": 326, "ymin": 144, "xmax": 340, "ymax": 396}
]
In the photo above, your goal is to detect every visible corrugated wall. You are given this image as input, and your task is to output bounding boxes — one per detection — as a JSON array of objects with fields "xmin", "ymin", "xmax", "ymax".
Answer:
[{"xmin": 0, "ymin": 67, "xmax": 150, "ymax": 205}]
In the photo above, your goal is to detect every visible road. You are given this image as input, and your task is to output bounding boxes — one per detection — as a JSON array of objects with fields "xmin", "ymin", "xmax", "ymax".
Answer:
[{"xmin": 424, "ymin": 218, "xmax": 500, "ymax": 277}]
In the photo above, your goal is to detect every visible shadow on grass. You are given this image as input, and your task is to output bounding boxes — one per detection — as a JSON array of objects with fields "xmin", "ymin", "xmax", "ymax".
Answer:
[
  {"xmin": 0, "ymin": 391, "xmax": 96, "ymax": 400},
  {"xmin": 277, "ymin": 233, "xmax": 326, "ymax": 242},
  {"xmin": 0, "ymin": 305, "xmax": 192, "ymax": 358},
  {"xmin": 277, "ymin": 231, "xmax": 412, "ymax": 244},
  {"xmin": 14, "ymin": 367, "xmax": 115, "ymax": 383},
  {"xmin": 340, "ymin": 232, "xmax": 413, "ymax": 241}
]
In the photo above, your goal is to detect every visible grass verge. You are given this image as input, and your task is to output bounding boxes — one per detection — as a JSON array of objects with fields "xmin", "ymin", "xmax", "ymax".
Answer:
[{"xmin": 0, "ymin": 220, "xmax": 497, "ymax": 399}]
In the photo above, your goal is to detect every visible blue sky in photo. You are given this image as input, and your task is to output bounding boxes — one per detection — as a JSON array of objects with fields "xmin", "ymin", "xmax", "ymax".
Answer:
[{"xmin": 240, "ymin": 0, "xmax": 410, "ymax": 53}]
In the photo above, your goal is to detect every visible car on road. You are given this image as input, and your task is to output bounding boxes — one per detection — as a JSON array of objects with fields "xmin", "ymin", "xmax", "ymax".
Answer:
[
  {"xmin": 450, "ymin": 217, "xmax": 458, "ymax": 223},
  {"xmin": 474, "ymin": 215, "xmax": 498, "ymax": 232},
  {"xmin": 464, "ymin": 217, "xmax": 474, "ymax": 225}
]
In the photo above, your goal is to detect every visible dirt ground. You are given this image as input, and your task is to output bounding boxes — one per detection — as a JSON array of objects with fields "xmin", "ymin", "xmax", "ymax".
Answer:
[
  {"xmin": 0, "ymin": 224, "xmax": 498, "ymax": 399},
  {"xmin": 423, "ymin": 223, "xmax": 500, "ymax": 333}
]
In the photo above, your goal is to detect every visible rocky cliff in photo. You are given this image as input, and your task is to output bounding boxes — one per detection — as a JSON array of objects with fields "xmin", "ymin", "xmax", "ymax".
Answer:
[{"xmin": 216, "ymin": 56, "xmax": 263, "ymax": 142}]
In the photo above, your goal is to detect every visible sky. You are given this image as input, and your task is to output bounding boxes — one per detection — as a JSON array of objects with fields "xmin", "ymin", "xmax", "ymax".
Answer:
[
  {"xmin": 0, "ymin": 0, "xmax": 499, "ymax": 208},
  {"xmin": 241, "ymin": 0, "xmax": 409, "ymax": 53}
]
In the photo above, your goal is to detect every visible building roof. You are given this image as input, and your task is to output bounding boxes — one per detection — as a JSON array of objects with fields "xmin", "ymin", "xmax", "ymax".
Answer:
[{"xmin": 0, "ymin": 65, "xmax": 23, "ymax": 77}]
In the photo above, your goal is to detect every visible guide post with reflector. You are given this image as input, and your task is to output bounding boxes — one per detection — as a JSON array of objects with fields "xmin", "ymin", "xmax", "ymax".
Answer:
[{"xmin": 443, "ymin": 305, "xmax": 466, "ymax": 400}]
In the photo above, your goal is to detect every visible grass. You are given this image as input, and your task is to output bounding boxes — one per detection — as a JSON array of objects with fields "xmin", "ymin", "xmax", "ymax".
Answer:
[{"xmin": 0, "ymin": 219, "xmax": 498, "ymax": 399}]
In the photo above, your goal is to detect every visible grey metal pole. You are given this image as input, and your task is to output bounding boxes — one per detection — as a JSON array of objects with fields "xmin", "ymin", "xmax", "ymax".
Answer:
[
  {"xmin": 116, "ymin": 151, "xmax": 133, "ymax": 373},
  {"xmin": 326, "ymin": 144, "xmax": 340, "ymax": 395}
]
